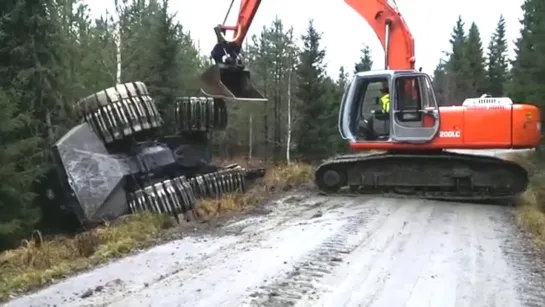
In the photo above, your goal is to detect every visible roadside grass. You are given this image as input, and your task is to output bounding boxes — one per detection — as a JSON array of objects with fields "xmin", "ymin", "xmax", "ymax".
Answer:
[
  {"xmin": 0, "ymin": 159, "xmax": 314, "ymax": 301},
  {"xmin": 0, "ymin": 213, "xmax": 174, "ymax": 301},
  {"xmin": 197, "ymin": 160, "xmax": 314, "ymax": 219},
  {"xmin": 506, "ymin": 152, "xmax": 545, "ymax": 246}
]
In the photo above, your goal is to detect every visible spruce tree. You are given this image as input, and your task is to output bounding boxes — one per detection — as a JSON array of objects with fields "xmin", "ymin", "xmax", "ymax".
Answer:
[
  {"xmin": 444, "ymin": 16, "xmax": 472, "ymax": 103},
  {"xmin": 337, "ymin": 66, "xmax": 349, "ymax": 89},
  {"xmin": 0, "ymin": 89, "xmax": 42, "ymax": 249},
  {"xmin": 432, "ymin": 61, "xmax": 448, "ymax": 105},
  {"xmin": 145, "ymin": 0, "xmax": 183, "ymax": 132},
  {"xmin": 0, "ymin": 0, "xmax": 60, "ymax": 247},
  {"xmin": 295, "ymin": 20, "xmax": 333, "ymax": 160},
  {"xmin": 509, "ymin": 0, "xmax": 545, "ymax": 108},
  {"xmin": 446, "ymin": 16, "xmax": 467, "ymax": 74},
  {"xmin": 355, "ymin": 45, "xmax": 373, "ymax": 73},
  {"xmin": 486, "ymin": 15, "xmax": 509, "ymax": 96},
  {"xmin": 465, "ymin": 22, "xmax": 487, "ymax": 96}
]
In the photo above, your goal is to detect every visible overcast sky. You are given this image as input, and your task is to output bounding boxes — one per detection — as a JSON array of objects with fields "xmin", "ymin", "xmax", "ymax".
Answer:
[{"xmin": 86, "ymin": 0, "xmax": 524, "ymax": 77}]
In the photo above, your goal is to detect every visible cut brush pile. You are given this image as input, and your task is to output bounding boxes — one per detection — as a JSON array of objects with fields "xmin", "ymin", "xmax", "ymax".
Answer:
[{"xmin": 0, "ymin": 160, "xmax": 314, "ymax": 301}]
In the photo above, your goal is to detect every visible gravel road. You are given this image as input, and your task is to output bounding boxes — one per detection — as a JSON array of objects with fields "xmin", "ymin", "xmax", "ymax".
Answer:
[
  {"xmin": 7, "ymin": 193, "xmax": 545, "ymax": 307},
  {"xmin": 6, "ymin": 149, "xmax": 545, "ymax": 307}
]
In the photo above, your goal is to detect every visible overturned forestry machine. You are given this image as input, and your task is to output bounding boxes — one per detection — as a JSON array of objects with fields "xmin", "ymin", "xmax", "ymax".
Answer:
[{"xmin": 45, "ymin": 80, "xmax": 265, "ymax": 226}]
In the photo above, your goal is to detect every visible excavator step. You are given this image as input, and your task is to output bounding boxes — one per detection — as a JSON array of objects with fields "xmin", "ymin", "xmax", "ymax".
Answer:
[{"xmin": 315, "ymin": 152, "xmax": 529, "ymax": 201}]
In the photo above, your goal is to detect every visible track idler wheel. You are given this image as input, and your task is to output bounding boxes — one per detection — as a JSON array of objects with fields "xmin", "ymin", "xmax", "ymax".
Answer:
[
  {"xmin": 315, "ymin": 166, "xmax": 347, "ymax": 193},
  {"xmin": 175, "ymin": 97, "xmax": 227, "ymax": 132},
  {"xmin": 128, "ymin": 175, "xmax": 196, "ymax": 220},
  {"xmin": 74, "ymin": 82, "xmax": 162, "ymax": 144}
]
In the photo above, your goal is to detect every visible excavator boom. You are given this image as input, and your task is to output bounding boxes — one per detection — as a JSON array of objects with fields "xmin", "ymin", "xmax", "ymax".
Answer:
[
  {"xmin": 346, "ymin": 0, "xmax": 415, "ymax": 70},
  {"xmin": 199, "ymin": 0, "xmax": 416, "ymax": 101}
]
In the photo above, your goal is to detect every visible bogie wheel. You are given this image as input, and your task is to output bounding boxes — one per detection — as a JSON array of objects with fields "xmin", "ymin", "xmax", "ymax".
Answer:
[
  {"xmin": 74, "ymin": 82, "xmax": 163, "ymax": 144},
  {"xmin": 175, "ymin": 97, "xmax": 227, "ymax": 132}
]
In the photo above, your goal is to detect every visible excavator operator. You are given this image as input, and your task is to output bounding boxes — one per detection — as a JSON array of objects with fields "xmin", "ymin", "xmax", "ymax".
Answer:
[{"xmin": 379, "ymin": 84, "xmax": 390, "ymax": 113}]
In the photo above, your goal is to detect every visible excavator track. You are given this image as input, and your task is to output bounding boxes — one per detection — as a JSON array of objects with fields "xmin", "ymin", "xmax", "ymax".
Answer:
[{"xmin": 315, "ymin": 151, "xmax": 529, "ymax": 201}]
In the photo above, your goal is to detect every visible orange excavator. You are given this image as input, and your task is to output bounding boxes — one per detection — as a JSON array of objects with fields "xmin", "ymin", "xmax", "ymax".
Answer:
[{"xmin": 199, "ymin": 0, "xmax": 541, "ymax": 201}]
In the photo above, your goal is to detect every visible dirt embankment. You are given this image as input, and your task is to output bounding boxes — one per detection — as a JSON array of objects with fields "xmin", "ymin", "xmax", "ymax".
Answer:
[{"xmin": 0, "ymin": 160, "xmax": 314, "ymax": 301}]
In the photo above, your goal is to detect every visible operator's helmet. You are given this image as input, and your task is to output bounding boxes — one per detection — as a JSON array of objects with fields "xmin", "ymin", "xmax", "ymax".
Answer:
[{"xmin": 380, "ymin": 81, "xmax": 389, "ymax": 94}]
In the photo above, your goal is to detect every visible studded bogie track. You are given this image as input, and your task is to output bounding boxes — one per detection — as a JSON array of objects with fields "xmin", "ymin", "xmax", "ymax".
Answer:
[
  {"xmin": 175, "ymin": 96, "xmax": 228, "ymax": 132},
  {"xmin": 76, "ymin": 82, "xmax": 163, "ymax": 144},
  {"xmin": 128, "ymin": 167, "xmax": 248, "ymax": 218},
  {"xmin": 315, "ymin": 152, "xmax": 529, "ymax": 201},
  {"xmin": 189, "ymin": 167, "xmax": 246, "ymax": 198},
  {"xmin": 128, "ymin": 176, "xmax": 196, "ymax": 216}
]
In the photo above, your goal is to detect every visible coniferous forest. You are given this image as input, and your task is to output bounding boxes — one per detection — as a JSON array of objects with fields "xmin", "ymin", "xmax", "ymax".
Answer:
[{"xmin": 0, "ymin": 0, "xmax": 544, "ymax": 250}]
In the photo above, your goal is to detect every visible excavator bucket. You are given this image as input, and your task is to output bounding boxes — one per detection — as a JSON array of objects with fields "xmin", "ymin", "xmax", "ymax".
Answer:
[{"xmin": 199, "ymin": 64, "xmax": 267, "ymax": 102}]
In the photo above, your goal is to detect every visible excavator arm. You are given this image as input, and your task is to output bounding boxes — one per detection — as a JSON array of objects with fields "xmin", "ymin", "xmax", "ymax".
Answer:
[
  {"xmin": 213, "ymin": 0, "xmax": 415, "ymax": 69},
  {"xmin": 200, "ymin": 0, "xmax": 416, "ymax": 101},
  {"xmin": 215, "ymin": 0, "xmax": 262, "ymax": 48}
]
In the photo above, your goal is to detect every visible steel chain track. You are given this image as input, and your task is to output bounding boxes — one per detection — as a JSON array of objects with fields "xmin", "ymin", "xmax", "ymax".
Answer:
[{"xmin": 315, "ymin": 151, "xmax": 529, "ymax": 201}]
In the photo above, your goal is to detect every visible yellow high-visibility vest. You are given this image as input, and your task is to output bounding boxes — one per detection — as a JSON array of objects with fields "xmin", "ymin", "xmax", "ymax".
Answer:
[{"xmin": 380, "ymin": 94, "xmax": 390, "ymax": 112}]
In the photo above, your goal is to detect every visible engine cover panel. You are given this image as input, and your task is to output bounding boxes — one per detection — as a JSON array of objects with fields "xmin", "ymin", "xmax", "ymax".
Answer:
[{"xmin": 52, "ymin": 123, "xmax": 128, "ymax": 222}]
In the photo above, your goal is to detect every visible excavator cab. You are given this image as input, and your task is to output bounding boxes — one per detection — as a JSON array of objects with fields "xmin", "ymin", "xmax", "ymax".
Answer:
[{"xmin": 340, "ymin": 70, "xmax": 440, "ymax": 143}]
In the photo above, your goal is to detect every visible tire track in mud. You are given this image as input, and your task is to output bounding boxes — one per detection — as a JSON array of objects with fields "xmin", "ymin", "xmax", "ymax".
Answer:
[
  {"xmin": 7, "ymin": 192, "xmax": 545, "ymax": 307},
  {"xmin": 317, "ymin": 199, "xmax": 445, "ymax": 306},
  {"xmin": 247, "ymin": 199, "xmax": 407, "ymax": 306},
  {"xmin": 84, "ymin": 196, "xmax": 365, "ymax": 307},
  {"xmin": 247, "ymin": 199, "xmax": 545, "ymax": 307}
]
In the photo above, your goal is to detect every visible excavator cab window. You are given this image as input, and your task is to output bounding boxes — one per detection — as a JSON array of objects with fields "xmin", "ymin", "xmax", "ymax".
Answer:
[
  {"xmin": 394, "ymin": 77, "xmax": 422, "ymax": 122},
  {"xmin": 393, "ymin": 74, "xmax": 437, "ymax": 124},
  {"xmin": 352, "ymin": 76, "xmax": 391, "ymax": 141},
  {"xmin": 389, "ymin": 73, "xmax": 440, "ymax": 143}
]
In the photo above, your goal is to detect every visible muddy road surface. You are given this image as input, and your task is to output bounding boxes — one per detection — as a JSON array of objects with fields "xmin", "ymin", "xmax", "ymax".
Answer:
[{"xmin": 7, "ymin": 192, "xmax": 545, "ymax": 307}]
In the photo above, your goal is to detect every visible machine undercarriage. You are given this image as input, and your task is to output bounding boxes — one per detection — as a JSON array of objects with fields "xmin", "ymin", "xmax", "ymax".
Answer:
[
  {"xmin": 315, "ymin": 151, "xmax": 529, "ymax": 201},
  {"xmin": 47, "ymin": 81, "xmax": 265, "ymax": 226}
]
